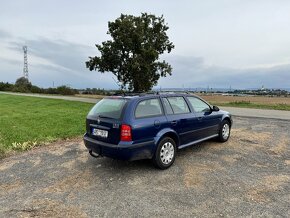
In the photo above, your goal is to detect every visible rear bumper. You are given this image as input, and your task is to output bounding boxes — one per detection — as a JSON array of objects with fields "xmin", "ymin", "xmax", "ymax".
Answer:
[{"xmin": 83, "ymin": 133, "xmax": 155, "ymax": 161}]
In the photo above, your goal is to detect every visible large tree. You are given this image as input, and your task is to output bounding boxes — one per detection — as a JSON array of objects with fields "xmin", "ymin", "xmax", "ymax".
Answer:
[{"xmin": 86, "ymin": 13, "xmax": 174, "ymax": 92}]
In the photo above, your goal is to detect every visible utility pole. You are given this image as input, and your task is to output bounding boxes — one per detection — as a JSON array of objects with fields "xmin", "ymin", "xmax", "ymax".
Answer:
[{"xmin": 23, "ymin": 46, "xmax": 29, "ymax": 80}]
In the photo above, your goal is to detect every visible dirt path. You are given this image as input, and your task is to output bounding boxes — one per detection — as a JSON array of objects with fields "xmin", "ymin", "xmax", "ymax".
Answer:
[
  {"xmin": 1, "ymin": 117, "xmax": 289, "ymax": 217},
  {"xmin": 222, "ymin": 106, "xmax": 290, "ymax": 120},
  {"xmin": 0, "ymin": 91, "xmax": 99, "ymax": 104}
]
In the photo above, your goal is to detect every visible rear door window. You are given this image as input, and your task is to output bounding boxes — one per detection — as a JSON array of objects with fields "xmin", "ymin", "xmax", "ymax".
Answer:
[
  {"xmin": 88, "ymin": 98, "xmax": 127, "ymax": 119},
  {"xmin": 135, "ymin": 98, "xmax": 163, "ymax": 118},
  {"xmin": 167, "ymin": 97, "xmax": 190, "ymax": 114}
]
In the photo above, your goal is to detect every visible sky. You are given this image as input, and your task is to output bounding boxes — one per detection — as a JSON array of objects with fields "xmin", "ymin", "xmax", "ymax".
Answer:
[{"xmin": 0, "ymin": 0, "xmax": 290, "ymax": 90}]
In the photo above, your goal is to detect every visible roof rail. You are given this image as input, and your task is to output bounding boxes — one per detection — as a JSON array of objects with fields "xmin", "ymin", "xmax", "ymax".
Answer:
[
  {"xmin": 155, "ymin": 91, "xmax": 193, "ymax": 95},
  {"xmin": 117, "ymin": 92, "xmax": 157, "ymax": 96},
  {"xmin": 114, "ymin": 91, "xmax": 194, "ymax": 97},
  {"xmin": 138, "ymin": 91, "xmax": 157, "ymax": 96}
]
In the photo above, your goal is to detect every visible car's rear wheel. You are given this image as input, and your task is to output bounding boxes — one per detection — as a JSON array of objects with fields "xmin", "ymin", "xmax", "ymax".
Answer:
[
  {"xmin": 218, "ymin": 120, "xmax": 231, "ymax": 142},
  {"xmin": 153, "ymin": 137, "xmax": 176, "ymax": 170}
]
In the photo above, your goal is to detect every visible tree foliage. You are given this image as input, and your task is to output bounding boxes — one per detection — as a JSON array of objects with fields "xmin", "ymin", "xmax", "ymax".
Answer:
[
  {"xmin": 14, "ymin": 77, "xmax": 32, "ymax": 92},
  {"xmin": 86, "ymin": 13, "xmax": 174, "ymax": 92},
  {"xmin": 15, "ymin": 77, "xmax": 31, "ymax": 87},
  {"xmin": 0, "ymin": 82, "xmax": 13, "ymax": 91}
]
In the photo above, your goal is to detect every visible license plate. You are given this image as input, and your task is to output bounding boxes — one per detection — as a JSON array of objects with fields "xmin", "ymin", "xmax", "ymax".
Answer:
[{"xmin": 92, "ymin": 128, "xmax": 108, "ymax": 138}]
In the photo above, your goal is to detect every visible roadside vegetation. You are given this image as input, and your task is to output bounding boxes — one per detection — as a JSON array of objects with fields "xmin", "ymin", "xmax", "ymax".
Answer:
[
  {"xmin": 0, "ymin": 79, "xmax": 115, "ymax": 96},
  {"xmin": 0, "ymin": 77, "xmax": 78, "ymax": 95},
  {"xmin": 0, "ymin": 94, "xmax": 94, "ymax": 158}
]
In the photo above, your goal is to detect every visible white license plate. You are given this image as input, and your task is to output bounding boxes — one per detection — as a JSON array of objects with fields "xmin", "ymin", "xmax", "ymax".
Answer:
[{"xmin": 92, "ymin": 128, "xmax": 108, "ymax": 138}]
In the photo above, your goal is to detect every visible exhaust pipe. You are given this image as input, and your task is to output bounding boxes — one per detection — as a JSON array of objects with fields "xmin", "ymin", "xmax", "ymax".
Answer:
[{"xmin": 89, "ymin": 150, "xmax": 101, "ymax": 158}]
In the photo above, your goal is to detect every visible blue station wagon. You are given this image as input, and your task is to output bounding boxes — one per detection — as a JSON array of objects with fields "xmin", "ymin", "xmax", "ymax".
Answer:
[{"xmin": 84, "ymin": 93, "xmax": 232, "ymax": 169}]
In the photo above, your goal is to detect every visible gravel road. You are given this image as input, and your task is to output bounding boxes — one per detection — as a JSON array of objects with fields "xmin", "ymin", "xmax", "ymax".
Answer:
[{"xmin": 1, "ymin": 117, "xmax": 290, "ymax": 217}]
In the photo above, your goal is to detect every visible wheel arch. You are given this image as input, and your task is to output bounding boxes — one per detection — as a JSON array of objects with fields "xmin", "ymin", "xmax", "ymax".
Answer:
[
  {"xmin": 155, "ymin": 129, "xmax": 180, "ymax": 148},
  {"xmin": 222, "ymin": 115, "xmax": 232, "ymax": 127}
]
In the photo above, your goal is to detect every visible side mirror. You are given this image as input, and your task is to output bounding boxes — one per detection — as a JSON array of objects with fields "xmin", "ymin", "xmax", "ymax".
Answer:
[{"xmin": 212, "ymin": 105, "xmax": 220, "ymax": 111}]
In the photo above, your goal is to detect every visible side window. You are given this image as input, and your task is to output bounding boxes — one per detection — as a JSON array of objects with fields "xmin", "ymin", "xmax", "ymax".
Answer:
[
  {"xmin": 167, "ymin": 97, "xmax": 190, "ymax": 114},
  {"xmin": 187, "ymin": 97, "xmax": 211, "ymax": 113},
  {"xmin": 162, "ymin": 98, "xmax": 174, "ymax": 115},
  {"xmin": 135, "ymin": 98, "xmax": 163, "ymax": 118}
]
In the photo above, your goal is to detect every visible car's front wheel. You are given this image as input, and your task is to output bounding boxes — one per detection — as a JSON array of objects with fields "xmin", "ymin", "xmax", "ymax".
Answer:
[
  {"xmin": 153, "ymin": 137, "xmax": 176, "ymax": 170},
  {"xmin": 218, "ymin": 120, "xmax": 231, "ymax": 142}
]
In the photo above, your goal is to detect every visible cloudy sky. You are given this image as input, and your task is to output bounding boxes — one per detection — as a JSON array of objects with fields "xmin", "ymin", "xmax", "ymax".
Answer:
[{"xmin": 1, "ymin": 0, "xmax": 290, "ymax": 89}]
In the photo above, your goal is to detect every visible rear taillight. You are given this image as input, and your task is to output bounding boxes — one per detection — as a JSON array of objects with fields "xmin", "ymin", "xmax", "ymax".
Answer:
[{"xmin": 120, "ymin": 124, "xmax": 132, "ymax": 141}]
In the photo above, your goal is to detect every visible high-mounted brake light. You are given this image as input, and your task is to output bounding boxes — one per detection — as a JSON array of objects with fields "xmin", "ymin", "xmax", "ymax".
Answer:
[{"xmin": 120, "ymin": 124, "xmax": 132, "ymax": 141}]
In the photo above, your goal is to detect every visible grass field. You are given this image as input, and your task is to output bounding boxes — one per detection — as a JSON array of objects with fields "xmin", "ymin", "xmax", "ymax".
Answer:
[
  {"xmin": 0, "ymin": 94, "xmax": 94, "ymax": 157},
  {"xmin": 198, "ymin": 94, "xmax": 290, "ymax": 111}
]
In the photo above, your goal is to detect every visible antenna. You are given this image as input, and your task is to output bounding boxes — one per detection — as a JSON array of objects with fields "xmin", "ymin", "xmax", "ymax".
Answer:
[{"xmin": 23, "ymin": 46, "xmax": 29, "ymax": 80}]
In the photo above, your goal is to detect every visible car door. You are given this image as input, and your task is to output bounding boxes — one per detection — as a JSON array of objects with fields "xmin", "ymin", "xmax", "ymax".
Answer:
[
  {"xmin": 186, "ymin": 96, "xmax": 221, "ymax": 139},
  {"xmin": 162, "ymin": 96, "xmax": 199, "ymax": 145},
  {"xmin": 132, "ymin": 97, "xmax": 167, "ymax": 145}
]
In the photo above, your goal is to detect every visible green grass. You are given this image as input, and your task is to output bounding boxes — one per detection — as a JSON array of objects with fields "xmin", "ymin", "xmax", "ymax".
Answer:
[
  {"xmin": 0, "ymin": 94, "xmax": 94, "ymax": 157},
  {"xmin": 209, "ymin": 100, "xmax": 290, "ymax": 111}
]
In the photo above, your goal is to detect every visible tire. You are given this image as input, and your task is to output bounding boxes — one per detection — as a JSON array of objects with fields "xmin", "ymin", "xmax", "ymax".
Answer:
[
  {"xmin": 218, "ymin": 120, "xmax": 231, "ymax": 142},
  {"xmin": 152, "ymin": 137, "xmax": 176, "ymax": 170}
]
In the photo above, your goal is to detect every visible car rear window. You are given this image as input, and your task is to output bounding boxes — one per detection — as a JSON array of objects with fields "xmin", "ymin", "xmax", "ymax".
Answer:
[
  {"xmin": 135, "ymin": 98, "xmax": 163, "ymax": 118},
  {"xmin": 88, "ymin": 98, "xmax": 127, "ymax": 119}
]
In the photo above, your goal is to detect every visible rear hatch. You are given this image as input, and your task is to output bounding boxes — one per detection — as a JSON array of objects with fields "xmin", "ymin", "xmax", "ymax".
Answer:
[{"xmin": 86, "ymin": 98, "xmax": 128, "ymax": 145}]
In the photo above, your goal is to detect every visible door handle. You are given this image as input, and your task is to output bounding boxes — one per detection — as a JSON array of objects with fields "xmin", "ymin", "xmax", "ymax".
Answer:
[
  {"xmin": 197, "ymin": 117, "xmax": 203, "ymax": 121},
  {"xmin": 171, "ymin": 120, "xmax": 177, "ymax": 126}
]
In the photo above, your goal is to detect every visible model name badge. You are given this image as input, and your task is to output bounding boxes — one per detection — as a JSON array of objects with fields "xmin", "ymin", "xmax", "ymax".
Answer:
[{"xmin": 113, "ymin": 123, "xmax": 119, "ymax": 128}]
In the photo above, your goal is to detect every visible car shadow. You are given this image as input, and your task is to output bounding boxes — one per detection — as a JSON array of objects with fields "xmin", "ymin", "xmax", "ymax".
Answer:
[
  {"xmin": 86, "ymin": 155, "xmax": 157, "ymax": 171},
  {"xmin": 86, "ymin": 141, "xmax": 218, "ymax": 172},
  {"xmin": 177, "ymin": 139, "xmax": 217, "ymax": 156}
]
